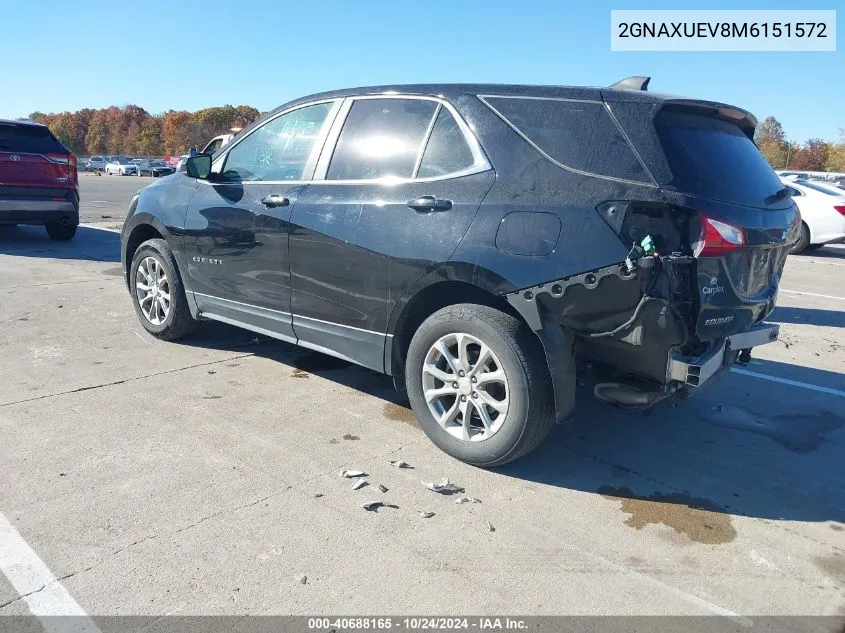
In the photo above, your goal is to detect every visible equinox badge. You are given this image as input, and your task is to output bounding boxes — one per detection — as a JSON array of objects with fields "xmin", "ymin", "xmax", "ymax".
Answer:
[{"xmin": 193, "ymin": 256, "xmax": 223, "ymax": 265}]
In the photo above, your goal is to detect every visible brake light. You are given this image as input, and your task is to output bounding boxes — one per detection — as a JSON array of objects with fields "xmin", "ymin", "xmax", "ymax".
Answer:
[
  {"xmin": 834, "ymin": 206, "xmax": 845, "ymax": 216},
  {"xmin": 45, "ymin": 153, "xmax": 71, "ymax": 165},
  {"xmin": 45, "ymin": 153, "xmax": 78, "ymax": 185},
  {"xmin": 693, "ymin": 217, "xmax": 746, "ymax": 257}
]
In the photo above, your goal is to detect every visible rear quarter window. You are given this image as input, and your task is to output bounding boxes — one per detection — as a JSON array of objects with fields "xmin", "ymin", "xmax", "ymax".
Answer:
[
  {"xmin": 481, "ymin": 96, "xmax": 650, "ymax": 183},
  {"xmin": 0, "ymin": 124, "xmax": 64, "ymax": 153}
]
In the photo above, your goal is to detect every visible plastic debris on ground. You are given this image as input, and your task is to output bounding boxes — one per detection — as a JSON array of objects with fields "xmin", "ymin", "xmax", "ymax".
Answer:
[
  {"xmin": 487, "ymin": 521, "xmax": 496, "ymax": 532},
  {"xmin": 351, "ymin": 479, "xmax": 367, "ymax": 490},
  {"xmin": 388, "ymin": 460, "xmax": 411, "ymax": 469},
  {"xmin": 421, "ymin": 478, "xmax": 465, "ymax": 495},
  {"xmin": 454, "ymin": 496, "xmax": 481, "ymax": 504},
  {"xmin": 362, "ymin": 501, "xmax": 383, "ymax": 511},
  {"xmin": 378, "ymin": 484, "xmax": 388, "ymax": 493},
  {"xmin": 419, "ymin": 511, "xmax": 435, "ymax": 518},
  {"xmin": 339, "ymin": 470, "xmax": 367, "ymax": 478},
  {"xmin": 297, "ymin": 574, "xmax": 307, "ymax": 584}
]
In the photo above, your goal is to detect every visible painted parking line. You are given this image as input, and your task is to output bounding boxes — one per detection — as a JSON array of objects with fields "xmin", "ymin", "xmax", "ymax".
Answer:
[
  {"xmin": 780, "ymin": 289, "xmax": 845, "ymax": 301},
  {"xmin": 732, "ymin": 367, "xmax": 845, "ymax": 398},
  {"xmin": 78, "ymin": 224, "xmax": 120, "ymax": 234},
  {"xmin": 0, "ymin": 512, "xmax": 100, "ymax": 632}
]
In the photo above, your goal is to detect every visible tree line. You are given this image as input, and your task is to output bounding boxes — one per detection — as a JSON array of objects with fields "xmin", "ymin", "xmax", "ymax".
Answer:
[
  {"xmin": 754, "ymin": 116, "xmax": 845, "ymax": 172},
  {"xmin": 28, "ymin": 104, "xmax": 262, "ymax": 157}
]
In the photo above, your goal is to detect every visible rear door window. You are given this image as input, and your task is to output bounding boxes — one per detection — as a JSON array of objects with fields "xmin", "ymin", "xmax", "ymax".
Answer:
[
  {"xmin": 327, "ymin": 98, "xmax": 437, "ymax": 180},
  {"xmin": 417, "ymin": 108, "xmax": 475, "ymax": 178},
  {"xmin": 655, "ymin": 110, "xmax": 783, "ymax": 207},
  {"xmin": 481, "ymin": 96, "xmax": 649, "ymax": 182},
  {"xmin": 0, "ymin": 123, "xmax": 64, "ymax": 154}
]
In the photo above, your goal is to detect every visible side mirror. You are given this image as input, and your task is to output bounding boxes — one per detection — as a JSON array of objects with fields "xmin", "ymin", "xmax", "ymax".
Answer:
[{"xmin": 185, "ymin": 154, "xmax": 212, "ymax": 179}]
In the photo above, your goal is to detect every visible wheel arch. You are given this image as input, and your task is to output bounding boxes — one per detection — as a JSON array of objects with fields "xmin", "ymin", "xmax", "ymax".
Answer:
[
  {"xmin": 121, "ymin": 214, "xmax": 172, "ymax": 287},
  {"xmin": 386, "ymin": 265, "xmax": 576, "ymax": 425},
  {"xmin": 385, "ymin": 265, "xmax": 523, "ymax": 383}
]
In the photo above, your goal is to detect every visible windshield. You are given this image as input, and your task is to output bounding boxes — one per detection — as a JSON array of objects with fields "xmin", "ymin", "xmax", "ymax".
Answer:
[{"xmin": 655, "ymin": 110, "xmax": 783, "ymax": 207}]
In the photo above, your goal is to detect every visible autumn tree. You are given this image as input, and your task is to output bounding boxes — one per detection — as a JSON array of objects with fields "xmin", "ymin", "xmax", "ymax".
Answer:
[
  {"xmin": 754, "ymin": 116, "xmax": 788, "ymax": 168},
  {"xmin": 162, "ymin": 110, "xmax": 203, "ymax": 155},
  {"xmin": 789, "ymin": 139, "xmax": 830, "ymax": 172},
  {"xmin": 825, "ymin": 129, "xmax": 845, "ymax": 172}
]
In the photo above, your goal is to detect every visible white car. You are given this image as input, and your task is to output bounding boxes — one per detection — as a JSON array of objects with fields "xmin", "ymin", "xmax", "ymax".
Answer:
[
  {"xmin": 781, "ymin": 178, "xmax": 845, "ymax": 254},
  {"xmin": 201, "ymin": 133, "xmax": 236, "ymax": 155},
  {"xmin": 104, "ymin": 158, "xmax": 139, "ymax": 176}
]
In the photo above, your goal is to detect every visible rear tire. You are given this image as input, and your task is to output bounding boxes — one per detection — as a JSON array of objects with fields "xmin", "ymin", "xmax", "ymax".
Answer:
[
  {"xmin": 788, "ymin": 222, "xmax": 810, "ymax": 255},
  {"xmin": 405, "ymin": 303, "xmax": 555, "ymax": 467},
  {"xmin": 45, "ymin": 222, "xmax": 77, "ymax": 241},
  {"xmin": 129, "ymin": 238, "xmax": 197, "ymax": 341}
]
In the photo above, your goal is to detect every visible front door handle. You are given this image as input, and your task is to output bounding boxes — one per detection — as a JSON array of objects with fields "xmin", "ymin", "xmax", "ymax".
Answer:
[
  {"xmin": 407, "ymin": 195, "xmax": 452, "ymax": 212},
  {"xmin": 260, "ymin": 194, "xmax": 290, "ymax": 208}
]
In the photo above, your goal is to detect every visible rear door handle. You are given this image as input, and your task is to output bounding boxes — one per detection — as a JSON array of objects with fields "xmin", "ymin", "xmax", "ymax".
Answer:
[
  {"xmin": 407, "ymin": 195, "xmax": 452, "ymax": 212},
  {"xmin": 260, "ymin": 194, "xmax": 290, "ymax": 208}
]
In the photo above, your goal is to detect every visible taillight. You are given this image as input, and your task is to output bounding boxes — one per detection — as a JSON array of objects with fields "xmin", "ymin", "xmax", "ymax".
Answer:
[
  {"xmin": 45, "ymin": 153, "xmax": 78, "ymax": 185},
  {"xmin": 834, "ymin": 205, "xmax": 845, "ymax": 216},
  {"xmin": 693, "ymin": 217, "xmax": 746, "ymax": 257},
  {"xmin": 45, "ymin": 153, "xmax": 71, "ymax": 165}
]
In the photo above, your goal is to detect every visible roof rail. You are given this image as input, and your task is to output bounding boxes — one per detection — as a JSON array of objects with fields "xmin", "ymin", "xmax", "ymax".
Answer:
[{"xmin": 609, "ymin": 76, "xmax": 651, "ymax": 91}]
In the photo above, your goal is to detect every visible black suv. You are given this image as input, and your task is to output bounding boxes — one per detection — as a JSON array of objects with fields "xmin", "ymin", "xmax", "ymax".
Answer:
[{"xmin": 121, "ymin": 78, "xmax": 798, "ymax": 466}]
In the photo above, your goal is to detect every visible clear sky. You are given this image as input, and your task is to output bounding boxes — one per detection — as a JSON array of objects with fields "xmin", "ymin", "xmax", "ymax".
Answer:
[{"xmin": 2, "ymin": 0, "xmax": 841, "ymax": 142}]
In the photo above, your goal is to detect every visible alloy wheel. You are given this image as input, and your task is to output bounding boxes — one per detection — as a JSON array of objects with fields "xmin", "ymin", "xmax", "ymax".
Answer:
[
  {"xmin": 421, "ymin": 332, "xmax": 509, "ymax": 442},
  {"xmin": 135, "ymin": 256, "xmax": 171, "ymax": 325}
]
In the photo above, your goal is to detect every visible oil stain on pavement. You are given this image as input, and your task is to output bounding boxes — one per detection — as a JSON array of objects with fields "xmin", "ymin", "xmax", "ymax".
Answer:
[
  {"xmin": 599, "ymin": 486, "xmax": 737, "ymax": 545},
  {"xmin": 699, "ymin": 404, "xmax": 844, "ymax": 453},
  {"xmin": 814, "ymin": 554, "xmax": 845, "ymax": 582},
  {"xmin": 383, "ymin": 402, "xmax": 419, "ymax": 428}
]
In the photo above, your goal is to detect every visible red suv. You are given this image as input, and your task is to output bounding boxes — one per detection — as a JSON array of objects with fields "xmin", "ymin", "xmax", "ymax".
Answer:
[{"xmin": 0, "ymin": 119, "xmax": 79, "ymax": 240}]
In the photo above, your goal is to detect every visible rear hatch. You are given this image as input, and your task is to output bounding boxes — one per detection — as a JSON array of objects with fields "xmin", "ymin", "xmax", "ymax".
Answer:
[
  {"xmin": 0, "ymin": 121, "xmax": 78, "ymax": 201},
  {"xmin": 606, "ymin": 99, "xmax": 799, "ymax": 341}
]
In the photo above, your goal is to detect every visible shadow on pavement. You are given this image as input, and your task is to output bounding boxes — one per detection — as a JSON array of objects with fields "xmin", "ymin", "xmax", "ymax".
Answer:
[
  {"xmin": 770, "ymin": 305, "xmax": 845, "ymax": 328},
  {"xmin": 177, "ymin": 320, "xmax": 845, "ymax": 529},
  {"xmin": 794, "ymin": 244, "xmax": 845, "ymax": 260},
  {"xmin": 498, "ymin": 357, "xmax": 845, "ymax": 530},
  {"xmin": 0, "ymin": 225, "xmax": 120, "ymax": 263}
]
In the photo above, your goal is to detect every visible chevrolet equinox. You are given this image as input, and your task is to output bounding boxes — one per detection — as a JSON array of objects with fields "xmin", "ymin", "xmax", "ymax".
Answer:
[{"xmin": 120, "ymin": 78, "xmax": 798, "ymax": 466}]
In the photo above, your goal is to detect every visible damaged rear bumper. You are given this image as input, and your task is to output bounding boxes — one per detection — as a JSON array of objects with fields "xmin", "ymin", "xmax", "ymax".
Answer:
[
  {"xmin": 668, "ymin": 322, "xmax": 779, "ymax": 388},
  {"xmin": 504, "ymin": 261, "xmax": 781, "ymax": 416}
]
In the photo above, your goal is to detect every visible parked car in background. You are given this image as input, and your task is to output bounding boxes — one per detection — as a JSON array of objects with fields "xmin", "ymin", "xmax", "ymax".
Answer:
[
  {"xmin": 120, "ymin": 79, "xmax": 796, "ymax": 466},
  {"xmin": 780, "ymin": 177, "xmax": 845, "ymax": 253},
  {"xmin": 104, "ymin": 158, "xmax": 139, "ymax": 176},
  {"xmin": 137, "ymin": 159, "xmax": 176, "ymax": 177},
  {"xmin": 175, "ymin": 153, "xmax": 193, "ymax": 172},
  {"xmin": 0, "ymin": 118, "xmax": 79, "ymax": 240},
  {"xmin": 201, "ymin": 133, "xmax": 236, "ymax": 156},
  {"xmin": 88, "ymin": 155, "xmax": 108, "ymax": 171}
]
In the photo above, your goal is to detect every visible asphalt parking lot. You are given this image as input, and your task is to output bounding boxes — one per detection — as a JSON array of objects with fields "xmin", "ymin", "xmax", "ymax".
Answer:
[
  {"xmin": 76, "ymin": 172, "xmax": 157, "ymax": 227},
  {"xmin": 0, "ymin": 176, "xmax": 843, "ymax": 623}
]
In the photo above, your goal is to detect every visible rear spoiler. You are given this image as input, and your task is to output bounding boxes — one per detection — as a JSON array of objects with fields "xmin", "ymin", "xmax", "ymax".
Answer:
[
  {"xmin": 658, "ymin": 99, "xmax": 757, "ymax": 139},
  {"xmin": 604, "ymin": 76, "xmax": 758, "ymax": 139}
]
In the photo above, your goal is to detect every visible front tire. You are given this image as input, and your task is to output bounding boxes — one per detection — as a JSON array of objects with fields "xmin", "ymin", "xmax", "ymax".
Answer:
[
  {"xmin": 129, "ymin": 238, "xmax": 197, "ymax": 341},
  {"xmin": 405, "ymin": 304, "xmax": 555, "ymax": 467},
  {"xmin": 45, "ymin": 222, "xmax": 77, "ymax": 241},
  {"xmin": 789, "ymin": 222, "xmax": 811, "ymax": 255}
]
